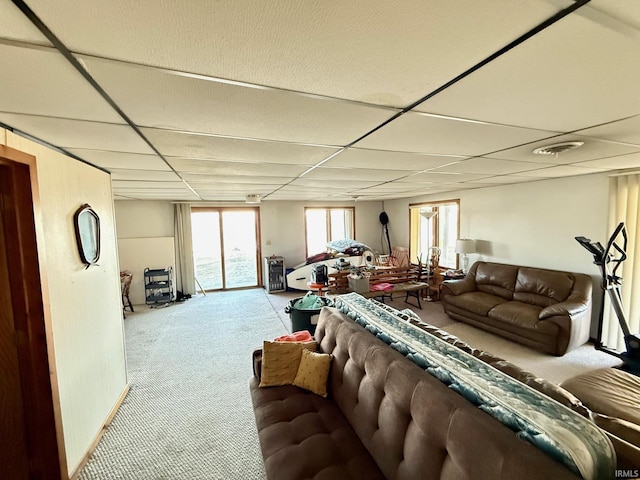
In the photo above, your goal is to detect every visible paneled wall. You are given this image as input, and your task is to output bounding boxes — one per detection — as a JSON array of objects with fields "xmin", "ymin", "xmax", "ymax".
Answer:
[{"xmin": 1, "ymin": 130, "xmax": 127, "ymax": 477}]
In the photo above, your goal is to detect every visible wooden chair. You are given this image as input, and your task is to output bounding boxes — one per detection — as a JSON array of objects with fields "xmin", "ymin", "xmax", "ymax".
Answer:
[
  {"xmin": 387, "ymin": 247, "xmax": 410, "ymax": 268},
  {"xmin": 120, "ymin": 270, "xmax": 134, "ymax": 316}
]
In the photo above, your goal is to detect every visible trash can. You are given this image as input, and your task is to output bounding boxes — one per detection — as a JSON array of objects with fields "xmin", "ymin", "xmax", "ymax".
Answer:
[{"xmin": 284, "ymin": 292, "xmax": 334, "ymax": 335}]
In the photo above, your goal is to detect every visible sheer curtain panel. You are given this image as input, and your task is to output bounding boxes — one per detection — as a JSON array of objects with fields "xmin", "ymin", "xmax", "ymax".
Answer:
[
  {"xmin": 602, "ymin": 175, "xmax": 640, "ymax": 352},
  {"xmin": 174, "ymin": 203, "xmax": 196, "ymax": 296}
]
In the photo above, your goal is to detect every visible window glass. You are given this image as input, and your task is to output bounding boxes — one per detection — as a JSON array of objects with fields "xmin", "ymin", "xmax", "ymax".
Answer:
[
  {"xmin": 409, "ymin": 201, "xmax": 459, "ymax": 269},
  {"xmin": 305, "ymin": 207, "xmax": 355, "ymax": 257}
]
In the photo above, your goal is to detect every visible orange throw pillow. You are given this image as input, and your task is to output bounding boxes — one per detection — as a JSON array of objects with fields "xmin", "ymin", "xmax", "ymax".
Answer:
[{"xmin": 274, "ymin": 330, "xmax": 314, "ymax": 343}]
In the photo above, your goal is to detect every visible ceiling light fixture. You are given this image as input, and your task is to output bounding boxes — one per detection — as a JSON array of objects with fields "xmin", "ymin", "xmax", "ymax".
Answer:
[{"xmin": 532, "ymin": 141, "xmax": 584, "ymax": 156}]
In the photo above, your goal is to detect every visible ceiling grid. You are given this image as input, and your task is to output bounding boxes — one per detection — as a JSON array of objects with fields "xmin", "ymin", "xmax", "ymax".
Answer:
[{"xmin": 2, "ymin": 0, "xmax": 640, "ymax": 201}]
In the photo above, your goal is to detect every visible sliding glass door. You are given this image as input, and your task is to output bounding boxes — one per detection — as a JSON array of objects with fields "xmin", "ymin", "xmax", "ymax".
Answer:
[{"xmin": 191, "ymin": 208, "xmax": 260, "ymax": 290}]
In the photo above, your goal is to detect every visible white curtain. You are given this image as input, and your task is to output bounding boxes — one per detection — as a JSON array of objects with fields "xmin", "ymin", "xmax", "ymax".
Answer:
[
  {"xmin": 602, "ymin": 175, "xmax": 640, "ymax": 351},
  {"xmin": 174, "ymin": 203, "xmax": 196, "ymax": 296}
]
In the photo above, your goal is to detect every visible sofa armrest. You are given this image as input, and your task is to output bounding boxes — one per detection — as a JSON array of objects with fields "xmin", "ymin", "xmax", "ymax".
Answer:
[
  {"xmin": 540, "ymin": 274, "xmax": 592, "ymax": 320},
  {"xmin": 539, "ymin": 301, "xmax": 588, "ymax": 320},
  {"xmin": 441, "ymin": 277, "xmax": 476, "ymax": 296},
  {"xmin": 253, "ymin": 348, "xmax": 263, "ymax": 381}
]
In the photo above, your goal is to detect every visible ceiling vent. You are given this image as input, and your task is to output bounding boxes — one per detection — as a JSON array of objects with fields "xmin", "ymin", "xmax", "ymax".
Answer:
[
  {"xmin": 532, "ymin": 141, "xmax": 584, "ymax": 156},
  {"xmin": 245, "ymin": 194, "xmax": 261, "ymax": 204}
]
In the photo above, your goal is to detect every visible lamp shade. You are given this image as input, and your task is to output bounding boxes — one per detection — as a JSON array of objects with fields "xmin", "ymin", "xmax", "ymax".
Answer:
[
  {"xmin": 455, "ymin": 239, "xmax": 476, "ymax": 254},
  {"xmin": 420, "ymin": 210, "xmax": 437, "ymax": 220}
]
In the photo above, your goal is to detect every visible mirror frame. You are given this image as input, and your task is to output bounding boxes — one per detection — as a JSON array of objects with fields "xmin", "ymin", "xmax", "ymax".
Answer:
[{"xmin": 74, "ymin": 203, "xmax": 100, "ymax": 267}]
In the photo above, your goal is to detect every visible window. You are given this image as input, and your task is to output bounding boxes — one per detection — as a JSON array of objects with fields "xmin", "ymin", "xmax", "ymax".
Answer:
[
  {"xmin": 409, "ymin": 200, "xmax": 459, "ymax": 269},
  {"xmin": 305, "ymin": 207, "xmax": 355, "ymax": 257}
]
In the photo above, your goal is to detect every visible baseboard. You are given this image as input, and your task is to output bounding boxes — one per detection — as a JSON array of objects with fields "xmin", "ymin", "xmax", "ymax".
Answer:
[{"xmin": 69, "ymin": 383, "xmax": 130, "ymax": 480}]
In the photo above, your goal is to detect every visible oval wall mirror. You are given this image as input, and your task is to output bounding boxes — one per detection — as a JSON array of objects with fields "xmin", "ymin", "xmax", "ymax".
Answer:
[{"xmin": 74, "ymin": 203, "xmax": 100, "ymax": 267}]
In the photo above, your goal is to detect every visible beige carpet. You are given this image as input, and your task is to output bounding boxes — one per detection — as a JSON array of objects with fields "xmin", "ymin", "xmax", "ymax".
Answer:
[{"xmin": 79, "ymin": 289, "xmax": 289, "ymax": 480}]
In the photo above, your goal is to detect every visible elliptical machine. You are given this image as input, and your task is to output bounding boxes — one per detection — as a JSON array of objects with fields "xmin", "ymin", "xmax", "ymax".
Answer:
[{"xmin": 575, "ymin": 222, "xmax": 640, "ymax": 373}]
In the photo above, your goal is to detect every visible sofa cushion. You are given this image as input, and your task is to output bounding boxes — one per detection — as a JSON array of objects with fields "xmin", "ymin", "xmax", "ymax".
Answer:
[
  {"xmin": 445, "ymin": 291, "xmax": 508, "ymax": 316},
  {"xmin": 514, "ymin": 267, "xmax": 575, "ymax": 307},
  {"xmin": 250, "ymin": 379, "xmax": 385, "ymax": 480},
  {"xmin": 488, "ymin": 301, "xmax": 542, "ymax": 328},
  {"xmin": 475, "ymin": 263, "xmax": 518, "ymax": 300},
  {"xmin": 560, "ymin": 368, "xmax": 640, "ymax": 427}
]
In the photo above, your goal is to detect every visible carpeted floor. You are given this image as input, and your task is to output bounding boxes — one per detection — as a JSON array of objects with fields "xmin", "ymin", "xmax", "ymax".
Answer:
[
  {"xmin": 79, "ymin": 289, "xmax": 288, "ymax": 480},
  {"xmin": 79, "ymin": 288, "xmax": 622, "ymax": 479}
]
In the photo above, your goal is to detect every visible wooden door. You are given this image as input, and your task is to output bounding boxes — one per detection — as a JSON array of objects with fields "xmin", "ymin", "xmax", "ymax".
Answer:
[
  {"xmin": 0, "ymin": 150, "xmax": 63, "ymax": 479},
  {"xmin": 0, "ymin": 165, "xmax": 31, "ymax": 478}
]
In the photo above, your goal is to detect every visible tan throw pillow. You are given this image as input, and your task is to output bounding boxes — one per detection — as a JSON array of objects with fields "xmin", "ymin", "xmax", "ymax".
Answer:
[
  {"xmin": 292, "ymin": 349, "xmax": 332, "ymax": 397},
  {"xmin": 259, "ymin": 340, "xmax": 317, "ymax": 387}
]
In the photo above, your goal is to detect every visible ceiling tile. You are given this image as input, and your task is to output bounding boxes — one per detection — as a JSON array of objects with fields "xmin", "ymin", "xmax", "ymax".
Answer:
[
  {"xmin": 0, "ymin": 113, "xmax": 154, "ymax": 153},
  {"xmin": 490, "ymin": 134, "xmax": 640, "ymax": 164},
  {"xmin": 289, "ymin": 178, "xmax": 380, "ymax": 189},
  {"xmin": 355, "ymin": 183, "xmax": 422, "ymax": 192},
  {"xmin": 396, "ymin": 171, "xmax": 489, "ymax": 183},
  {"xmin": 66, "ymin": 149, "xmax": 171, "ymax": 171},
  {"xmin": 589, "ymin": 1, "xmax": 640, "ymax": 32},
  {"xmin": 357, "ymin": 112, "xmax": 558, "ymax": 156},
  {"xmin": 466, "ymin": 175, "xmax": 547, "ymax": 185},
  {"xmin": 301, "ymin": 167, "xmax": 412, "ymax": 182},
  {"xmin": 0, "ymin": 44, "xmax": 122, "ymax": 123},
  {"xmin": 118, "ymin": 192, "xmax": 200, "ymax": 201},
  {"xmin": 325, "ymin": 148, "xmax": 464, "ymax": 171},
  {"xmin": 576, "ymin": 115, "xmax": 640, "ymax": 147},
  {"xmin": 168, "ymin": 158, "xmax": 308, "ymax": 177},
  {"xmin": 198, "ymin": 192, "xmax": 248, "ymax": 201},
  {"xmin": 0, "ymin": 0, "xmax": 52, "ymax": 44},
  {"xmin": 193, "ymin": 184, "xmax": 277, "ymax": 193},
  {"xmin": 109, "ymin": 170, "xmax": 181, "ymax": 181},
  {"xmin": 80, "ymin": 56, "xmax": 397, "ymax": 145},
  {"xmin": 416, "ymin": 9, "xmax": 640, "ymax": 131},
  {"xmin": 112, "ymin": 181, "xmax": 188, "ymax": 190},
  {"xmin": 516, "ymin": 165, "xmax": 608, "ymax": 178},
  {"xmin": 24, "ymin": 0, "xmax": 569, "ymax": 106},
  {"xmin": 432, "ymin": 157, "xmax": 554, "ymax": 175},
  {"xmin": 141, "ymin": 128, "xmax": 340, "ymax": 164},
  {"xmin": 183, "ymin": 174, "xmax": 294, "ymax": 185},
  {"xmin": 572, "ymin": 152, "xmax": 640, "ymax": 171}
]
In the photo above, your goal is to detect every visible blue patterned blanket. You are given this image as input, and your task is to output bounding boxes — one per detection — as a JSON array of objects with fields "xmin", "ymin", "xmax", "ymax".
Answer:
[{"xmin": 334, "ymin": 293, "xmax": 615, "ymax": 480}]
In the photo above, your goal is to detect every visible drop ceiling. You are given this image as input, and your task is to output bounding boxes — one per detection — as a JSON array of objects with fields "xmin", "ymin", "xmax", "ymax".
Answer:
[{"xmin": 1, "ymin": 0, "xmax": 639, "ymax": 202}]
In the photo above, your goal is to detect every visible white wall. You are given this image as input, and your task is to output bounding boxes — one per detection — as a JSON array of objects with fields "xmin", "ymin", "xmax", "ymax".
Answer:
[
  {"xmin": 114, "ymin": 201, "xmax": 176, "ymax": 304},
  {"xmin": 118, "ymin": 237, "xmax": 176, "ymax": 305},
  {"xmin": 114, "ymin": 200, "xmax": 174, "ymax": 238},
  {"xmin": 3, "ymin": 131, "xmax": 127, "ymax": 477},
  {"xmin": 115, "ymin": 200, "xmax": 384, "ymax": 279},
  {"xmin": 385, "ymin": 174, "xmax": 609, "ymax": 273},
  {"xmin": 385, "ymin": 173, "xmax": 611, "ymax": 336}
]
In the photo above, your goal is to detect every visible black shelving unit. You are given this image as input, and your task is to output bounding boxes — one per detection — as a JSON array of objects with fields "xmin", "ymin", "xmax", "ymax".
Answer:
[
  {"xmin": 144, "ymin": 266, "xmax": 174, "ymax": 306},
  {"xmin": 264, "ymin": 256, "xmax": 285, "ymax": 293}
]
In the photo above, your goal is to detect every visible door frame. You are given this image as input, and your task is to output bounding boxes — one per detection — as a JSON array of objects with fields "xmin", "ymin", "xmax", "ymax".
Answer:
[
  {"xmin": 191, "ymin": 206, "xmax": 262, "ymax": 290},
  {"xmin": 0, "ymin": 144, "xmax": 66, "ymax": 478}
]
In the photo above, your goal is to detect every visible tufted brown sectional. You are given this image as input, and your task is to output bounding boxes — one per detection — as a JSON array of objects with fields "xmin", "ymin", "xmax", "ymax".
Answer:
[{"xmin": 250, "ymin": 307, "xmax": 579, "ymax": 480}]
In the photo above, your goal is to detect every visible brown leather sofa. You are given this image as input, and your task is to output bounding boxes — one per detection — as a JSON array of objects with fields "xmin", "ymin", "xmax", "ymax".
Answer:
[
  {"xmin": 441, "ymin": 261, "xmax": 592, "ymax": 355},
  {"xmin": 250, "ymin": 307, "xmax": 580, "ymax": 480}
]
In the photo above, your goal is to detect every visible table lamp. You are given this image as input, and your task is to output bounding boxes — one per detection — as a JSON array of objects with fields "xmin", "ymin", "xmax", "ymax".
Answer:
[{"xmin": 455, "ymin": 239, "xmax": 476, "ymax": 273}]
